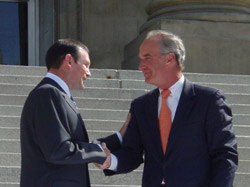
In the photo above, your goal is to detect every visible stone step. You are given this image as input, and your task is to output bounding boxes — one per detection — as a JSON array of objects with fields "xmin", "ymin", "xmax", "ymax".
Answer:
[
  {"xmin": 1, "ymin": 75, "xmax": 250, "ymax": 94},
  {"xmin": 0, "ymin": 116, "xmax": 125, "ymax": 130},
  {"xmin": 0, "ymin": 95, "xmax": 131, "ymax": 110},
  {"xmin": 0, "ymin": 104, "xmax": 249, "ymax": 121},
  {"xmin": 0, "ymin": 84, "xmax": 148, "ymax": 99},
  {"xmin": 0, "ymin": 94, "xmax": 250, "ymax": 110},
  {"xmin": 184, "ymin": 73, "xmax": 250, "ymax": 85},
  {"xmin": 0, "ymin": 113, "xmax": 249, "ymax": 129},
  {"xmin": 231, "ymin": 104, "xmax": 250, "ymax": 114},
  {"xmin": 226, "ymin": 93, "xmax": 250, "ymax": 105},
  {"xmin": 121, "ymin": 79, "xmax": 250, "ymax": 94},
  {"xmin": 0, "ymin": 123, "xmax": 249, "ymax": 140},
  {"xmin": 200, "ymin": 82, "xmax": 250, "ymax": 94},
  {"xmin": 0, "ymin": 75, "xmax": 123, "ymax": 89},
  {"xmin": 0, "ymin": 132, "xmax": 249, "ymax": 153},
  {"xmin": 0, "ymin": 166, "xmax": 248, "ymax": 187},
  {"xmin": 0, "ymin": 166, "xmax": 141, "ymax": 186},
  {"xmin": 0, "ymin": 105, "xmax": 129, "ymax": 121},
  {"xmin": 234, "ymin": 125, "xmax": 250, "ymax": 137},
  {"xmin": 0, "ymin": 152, "xmax": 249, "ymax": 173},
  {"xmin": 0, "ymin": 183, "xmax": 19, "ymax": 187},
  {"xmin": 2, "ymin": 65, "xmax": 250, "ymax": 84},
  {"xmin": 234, "ymin": 114, "xmax": 250, "ymax": 125},
  {"xmin": 234, "ymin": 173, "xmax": 250, "ymax": 187},
  {"xmin": 0, "ymin": 65, "xmax": 119, "ymax": 80},
  {"xmin": 0, "ymin": 65, "xmax": 47, "ymax": 76},
  {"xmin": 1, "ymin": 84, "xmax": 250, "ymax": 104},
  {"xmin": 120, "ymin": 69, "xmax": 250, "ymax": 84}
]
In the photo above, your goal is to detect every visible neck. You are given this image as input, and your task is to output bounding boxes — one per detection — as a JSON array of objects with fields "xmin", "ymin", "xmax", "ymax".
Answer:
[
  {"xmin": 159, "ymin": 71, "xmax": 182, "ymax": 90},
  {"xmin": 48, "ymin": 69, "xmax": 68, "ymax": 85}
]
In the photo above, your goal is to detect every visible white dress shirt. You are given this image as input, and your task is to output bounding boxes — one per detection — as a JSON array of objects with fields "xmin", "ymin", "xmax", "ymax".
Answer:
[
  {"xmin": 158, "ymin": 75, "xmax": 184, "ymax": 121},
  {"xmin": 46, "ymin": 72, "xmax": 71, "ymax": 98},
  {"xmin": 109, "ymin": 75, "xmax": 185, "ymax": 171}
]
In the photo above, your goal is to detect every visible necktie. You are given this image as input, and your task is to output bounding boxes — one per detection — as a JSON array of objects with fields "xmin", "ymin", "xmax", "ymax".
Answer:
[
  {"xmin": 159, "ymin": 90, "xmax": 172, "ymax": 154},
  {"xmin": 70, "ymin": 96, "xmax": 78, "ymax": 109}
]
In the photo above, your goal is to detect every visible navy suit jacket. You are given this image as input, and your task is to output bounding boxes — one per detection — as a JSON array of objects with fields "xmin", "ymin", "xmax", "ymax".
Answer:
[
  {"xmin": 105, "ymin": 79, "xmax": 238, "ymax": 187},
  {"xmin": 20, "ymin": 78, "xmax": 119, "ymax": 187}
]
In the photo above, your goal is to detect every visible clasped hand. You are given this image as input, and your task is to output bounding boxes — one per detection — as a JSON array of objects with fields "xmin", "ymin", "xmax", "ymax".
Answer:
[{"xmin": 95, "ymin": 143, "xmax": 111, "ymax": 170}]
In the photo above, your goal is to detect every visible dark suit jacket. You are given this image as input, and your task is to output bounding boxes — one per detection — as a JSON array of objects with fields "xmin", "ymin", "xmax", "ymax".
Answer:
[
  {"xmin": 105, "ymin": 79, "xmax": 238, "ymax": 187},
  {"xmin": 20, "ymin": 78, "xmax": 119, "ymax": 187}
]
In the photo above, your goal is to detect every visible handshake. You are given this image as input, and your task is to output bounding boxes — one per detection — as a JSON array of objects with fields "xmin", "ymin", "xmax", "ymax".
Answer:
[
  {"xmin": 94, "ymin": 113, "xmax": 131, "ymax": 170},
  {"xmin": 95, "ymin": 142, "xmax": 112, "ymax": 170}
]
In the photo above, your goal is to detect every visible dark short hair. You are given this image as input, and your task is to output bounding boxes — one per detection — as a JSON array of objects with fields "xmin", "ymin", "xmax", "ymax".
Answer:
[{"xmin": 45, "ymin": 39, "xmax": 89, "ymax": 70}]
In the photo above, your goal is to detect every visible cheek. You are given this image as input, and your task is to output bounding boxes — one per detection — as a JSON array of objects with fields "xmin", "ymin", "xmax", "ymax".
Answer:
[{"xmin": 141, "ymin": 61, "xmax": 154, "ymax": 71}]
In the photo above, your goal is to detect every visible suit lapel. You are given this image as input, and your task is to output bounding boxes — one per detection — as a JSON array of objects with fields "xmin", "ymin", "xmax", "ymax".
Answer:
[
  {"xmin": 58, "ymin": 86, "xmax": 89, "ymax": 142},
  {"xmin": 39, "ymin": 78, "xmax": 89, "ymax": 141},
  {"xmin": 63, "ymin": 93, "xmax": 79, "ymax": 114},
  {"xmin": 147, "ymin": 89, "xmax": 164, "ymax": 158},
  {"xmin": 41, "ymin": 78, "xmax": 80, "ymax": 114},
  {"xmin": 165, "ymin": 79, "xmax": 196, "ymax": 157}
]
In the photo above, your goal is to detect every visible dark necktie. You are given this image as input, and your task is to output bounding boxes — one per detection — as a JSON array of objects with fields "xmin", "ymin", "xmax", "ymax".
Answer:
[{"xmin": 70, "ymin": 96, "xmax": 78, "ymax": 109}]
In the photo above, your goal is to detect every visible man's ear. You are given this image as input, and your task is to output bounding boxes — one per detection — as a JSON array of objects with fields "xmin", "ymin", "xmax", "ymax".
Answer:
[
  {"xmin": 166, "ymin": 52, "xmax": 176, "ymax": 64},
  {"xmin": 62, "ymin": 54, "xmax": 73, "ymax": 70}
]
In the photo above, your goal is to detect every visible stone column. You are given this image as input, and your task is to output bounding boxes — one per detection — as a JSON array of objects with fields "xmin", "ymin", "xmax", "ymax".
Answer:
[{"xmin": 122, "ymin": 0, "xmax": 250, "ymax": 74}]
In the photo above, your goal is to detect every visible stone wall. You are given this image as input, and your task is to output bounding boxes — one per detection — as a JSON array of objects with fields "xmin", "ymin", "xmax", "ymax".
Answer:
[
  {"xmin": 55, "ymin": 0, "xmax": 150, "ymax": 69},
  {"xmin": 54, "ymin": 0, "xmax": 250, "ymax": 74},
  {"xmin": 122, "ymin": 0, "xmax": 250, "ymax": 74}
]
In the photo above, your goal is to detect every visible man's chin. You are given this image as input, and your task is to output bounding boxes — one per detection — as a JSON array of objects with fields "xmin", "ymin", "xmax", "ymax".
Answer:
[
  {"xmin": 144, "ymin": 77, "xmax": 151, "ymax": 84},
  {"xmin": 71, "ymin": 85, "xmax": 85, "ymax": 90}
]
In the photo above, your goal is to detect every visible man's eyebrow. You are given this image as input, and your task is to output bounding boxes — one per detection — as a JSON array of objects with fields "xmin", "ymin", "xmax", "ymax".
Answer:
[
  {"xmin": 82, "ymin": 59, "xmax": 90, "ymax": 64},
  {"xmin": 143, "ymin": 54, "xmax": 151, "ymax": 58}
]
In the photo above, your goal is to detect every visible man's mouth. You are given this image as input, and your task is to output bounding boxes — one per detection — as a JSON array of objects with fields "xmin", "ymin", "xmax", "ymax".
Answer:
[{"xmin": 142, "ymin": 70, "xmax": 151, "ymax": 77}]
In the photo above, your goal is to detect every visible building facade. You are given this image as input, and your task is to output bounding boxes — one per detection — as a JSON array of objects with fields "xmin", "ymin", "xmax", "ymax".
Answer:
[{"xmin": 0, "ymin": 0, "xmax": 250, "ymax": 74}]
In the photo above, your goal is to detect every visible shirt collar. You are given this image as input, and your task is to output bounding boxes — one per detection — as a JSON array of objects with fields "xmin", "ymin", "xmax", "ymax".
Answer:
[
  {"xmin": 159, "ymin": 75, "xmax": 184, "ymax": 101},
  {"xmin": 45, "ymin": 72, "xmax": 71, "ymax": 98}
]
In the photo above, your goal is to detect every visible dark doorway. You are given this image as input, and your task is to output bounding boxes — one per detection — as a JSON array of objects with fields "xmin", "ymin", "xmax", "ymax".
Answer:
[{"xmin": 0, "ymin": 1, "xmax": 28, "ymax": 65}]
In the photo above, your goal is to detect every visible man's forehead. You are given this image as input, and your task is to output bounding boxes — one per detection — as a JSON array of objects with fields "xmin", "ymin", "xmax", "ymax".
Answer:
[
  {"xmin": 140, "ymin": 39, "xmax": 160, "ymax": 53},
  {"xmin": 78, "ymin": 48, "xmax": 90, "ymax": 62}
]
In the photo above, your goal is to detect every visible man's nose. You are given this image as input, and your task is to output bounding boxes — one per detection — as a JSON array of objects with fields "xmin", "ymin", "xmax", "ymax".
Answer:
[
  {"xmin": 86, "ymin": 69, "xmax": 91, "ymax": 78},
  {"xmin": 138, "ymin": 61, "xmax": 146, "ymax": 71}
]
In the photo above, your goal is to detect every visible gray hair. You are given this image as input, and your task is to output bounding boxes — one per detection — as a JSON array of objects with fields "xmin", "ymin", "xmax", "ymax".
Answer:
[{"xmin": 146, "ymin": 30, "xmax": 186, "ymax": 70}]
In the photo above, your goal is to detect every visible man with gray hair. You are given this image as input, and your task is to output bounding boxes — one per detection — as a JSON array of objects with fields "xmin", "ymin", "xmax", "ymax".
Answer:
[{"xmin": 98, "ymin": 30, "xmax": 238, "ymax": 187}]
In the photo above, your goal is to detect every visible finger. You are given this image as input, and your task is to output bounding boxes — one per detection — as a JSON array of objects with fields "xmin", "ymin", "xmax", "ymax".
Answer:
[
  {"xmin": 101, "ymin": 142, "xmax": 106, "ymax": 149},
  {"xmin": 93, "ymin": 163, "xmax": 103, "ymax": 169},
  {"xmin": 101, "ymin": 143, "xmax": 111, "ymax": 155},
  {"xmin": 99, "ymin": 155, "xmax": 111, "ymax": 170}
]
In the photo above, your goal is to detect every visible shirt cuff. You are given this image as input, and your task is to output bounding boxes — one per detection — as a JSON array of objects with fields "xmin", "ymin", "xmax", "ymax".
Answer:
[
  {"xmin": 116, "ymin": 132, "xmax": 123, "ymax": 144},
  {"xmin": 108, "ymin": 153, "xmax": 118, "ymax": 171},
  {"xmin": 97, "ymin": 144, "xmax": 103, "ymax": 151}
]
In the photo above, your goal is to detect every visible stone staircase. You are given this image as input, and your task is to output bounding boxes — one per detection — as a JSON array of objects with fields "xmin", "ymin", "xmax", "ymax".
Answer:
[{"xmin": 0, "ymin": 64, "xmax": 250, "ymax": 187}]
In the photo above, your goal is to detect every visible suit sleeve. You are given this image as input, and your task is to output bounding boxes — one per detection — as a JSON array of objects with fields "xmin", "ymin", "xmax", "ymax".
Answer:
[
  {"xmin": 104, "ymin": 101, "xmax": 144, "ymax": 175},
  {"xmin": 33, "ymin": 88, "xmax": 107, "ymax": 165},
  {"xmin": 98, "ymin": 133, "xmax": 121, "ymax": 152},
  {"xmin": 205, "ymin": 90, "xmax": 238, "ymax": 187}
]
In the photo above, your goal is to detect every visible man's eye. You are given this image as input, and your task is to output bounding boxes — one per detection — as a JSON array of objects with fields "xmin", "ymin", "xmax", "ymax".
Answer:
[{"xmin": 83, "ymin": 64, "xmax": 90, "ymax": 68}]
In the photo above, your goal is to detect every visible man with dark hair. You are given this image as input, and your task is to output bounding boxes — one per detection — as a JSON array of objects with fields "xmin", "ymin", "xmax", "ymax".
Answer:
[
  {"xmin": 99, "ymin": 30, "xmax": 238, "ymax": 187},
  {"xmin": 20, "ymin": 39, "xmax": 125, "ymax": 187}
]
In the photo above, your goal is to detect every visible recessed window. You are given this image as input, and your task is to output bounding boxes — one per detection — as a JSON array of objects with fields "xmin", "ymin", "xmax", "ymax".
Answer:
[{"xmin": 0, "ymin": 1, "xmax": 28, "ymax": 65}]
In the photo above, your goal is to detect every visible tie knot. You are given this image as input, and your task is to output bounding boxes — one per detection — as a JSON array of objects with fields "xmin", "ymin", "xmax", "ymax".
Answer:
[{"xmin": 161, "ymin": 89, "xmax": 171, "ymax": 99}]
